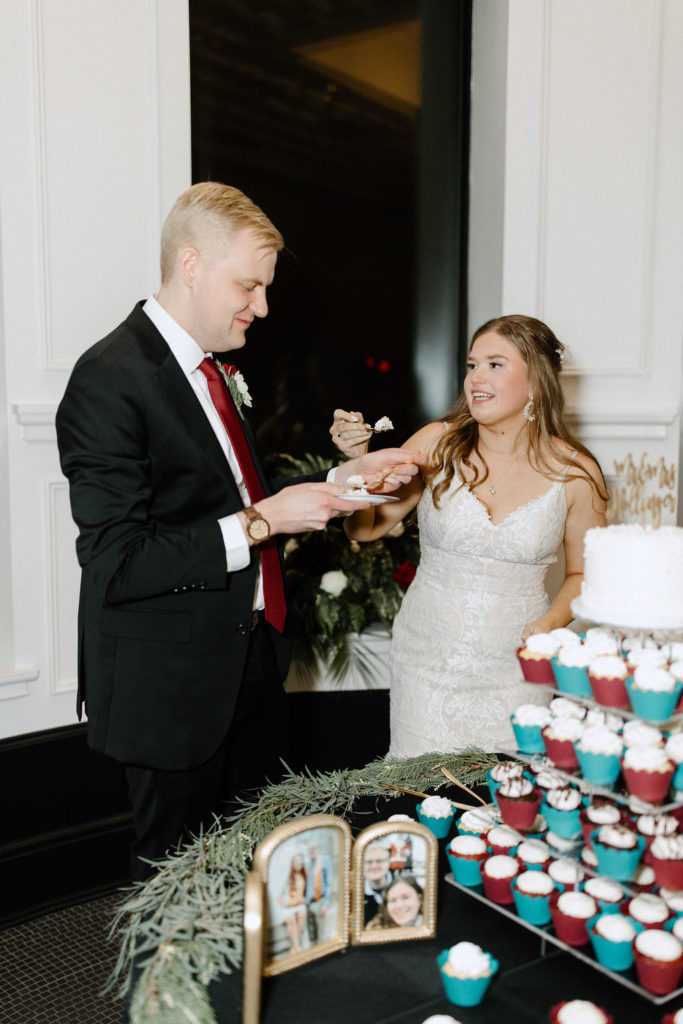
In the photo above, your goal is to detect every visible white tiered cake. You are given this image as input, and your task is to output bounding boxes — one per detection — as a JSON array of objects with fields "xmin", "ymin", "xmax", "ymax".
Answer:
[{"xmin": 572, "ymin": 524, "xmax": 683, "ymax": 630}]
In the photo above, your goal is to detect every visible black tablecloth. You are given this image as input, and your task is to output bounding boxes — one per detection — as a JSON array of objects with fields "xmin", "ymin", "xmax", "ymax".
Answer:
[{"xmin": 124, "ymin": 795, "xmax": 678, "ymax": 1023}]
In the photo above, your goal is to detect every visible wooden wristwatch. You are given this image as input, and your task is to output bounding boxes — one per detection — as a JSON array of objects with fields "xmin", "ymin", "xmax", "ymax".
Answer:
[{"xmin": 243, "ymin": 505, "xmax": 270, "ymax": 544}]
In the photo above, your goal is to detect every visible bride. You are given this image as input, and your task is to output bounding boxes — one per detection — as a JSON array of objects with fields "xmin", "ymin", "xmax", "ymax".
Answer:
[{"xmin": 331, "ymin": 315, "xmax": 607, "ymax": 755}]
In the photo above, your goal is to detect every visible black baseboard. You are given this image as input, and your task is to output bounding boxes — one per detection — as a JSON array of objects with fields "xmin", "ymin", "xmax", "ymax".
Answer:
[{"xmin": 0, "ymin": 690, "xmax": 389, "ymax": 927}]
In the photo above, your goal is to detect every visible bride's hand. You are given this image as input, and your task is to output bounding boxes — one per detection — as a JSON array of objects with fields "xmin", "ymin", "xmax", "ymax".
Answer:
[
  {"xmin": 330, "ymin": 409, "xmax": 372, "ymax": 458},
  {"xmin": 521, "ymin": 616, "xmax": 554, "ymax": 643}
]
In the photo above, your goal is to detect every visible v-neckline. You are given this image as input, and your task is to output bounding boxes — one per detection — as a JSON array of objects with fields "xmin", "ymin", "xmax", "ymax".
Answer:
[{"xmin": 466, "ymin": 479, "xmax": 561, "ymax": 528}]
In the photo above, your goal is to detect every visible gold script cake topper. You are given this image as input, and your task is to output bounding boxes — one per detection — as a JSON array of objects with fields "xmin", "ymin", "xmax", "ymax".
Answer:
[{"xmin": 607, "ymin": 452, "xmax": 677, "ymax": 527}]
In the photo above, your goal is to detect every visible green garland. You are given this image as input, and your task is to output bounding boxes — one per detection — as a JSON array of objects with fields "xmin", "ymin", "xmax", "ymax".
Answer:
[{"xmin": 110, "ymin": 749, "xmax": 499, "ymax": 1024}]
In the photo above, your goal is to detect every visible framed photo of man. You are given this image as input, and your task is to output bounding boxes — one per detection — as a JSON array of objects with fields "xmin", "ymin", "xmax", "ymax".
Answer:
[
  {"xmin": 252, "ymin": 814, "xmax": 352, "ymax": 976},
  {"xmin": 350, "ymin": 820, "xmax": 438, "ymax": 945}
]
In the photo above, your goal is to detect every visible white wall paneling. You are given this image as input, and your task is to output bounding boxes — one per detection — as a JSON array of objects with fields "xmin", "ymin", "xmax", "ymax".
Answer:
[{"xmin": 0, "ymin": 1, "xmax": 190, "ymax": 740}]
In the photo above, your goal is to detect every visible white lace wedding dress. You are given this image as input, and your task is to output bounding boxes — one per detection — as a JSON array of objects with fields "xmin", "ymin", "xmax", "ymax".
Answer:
[{"xmin": 388, "ymin": 472, "xmax": 568, "ymax": 756}]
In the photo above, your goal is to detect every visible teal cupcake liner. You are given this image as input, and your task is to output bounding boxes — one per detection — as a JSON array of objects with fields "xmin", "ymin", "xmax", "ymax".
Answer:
[
  {"xmin": 542, "ymin": 804, "xmax": 582, "ymax": 840},
  {"xmin": 551, "ymin": 656, "xmax": 592, "ymax": 697},
  {"xmin": 588, "ymin": 913, "xmax": 644, "ymax": 971},
  {"xmin": 416, "ymin": 803, "xmax": 454, "ymax": 839},
  {"xmin": 446, "ymin": 850, "xmax": 486, "ymax": 888},
  {"xmin": 625, "ymin": 678, "xmax": 683, "ymax": 724},
  {"xmin": 510, "ymin": 717, "xmax": 546, "ymax": 755},
  {"xmin": 575, "ymin": 747, "xmax": 622, "ymax": 787},
  {"xmin": 437, "ymin": 950, "xmax": 498, "ymax": 1007},
  {"xmin": 591, "ymin": 829, "xmax": 646, "ymax": 882},
  {"xmin": 511, "ymin": 878, "xmax": 553, "ymax": 925}
]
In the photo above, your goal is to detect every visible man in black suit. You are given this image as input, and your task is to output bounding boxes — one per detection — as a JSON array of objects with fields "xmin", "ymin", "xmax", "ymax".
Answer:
[{"xmin": 56, "ymin": 182, "xmax": 420, "ymax": 880}]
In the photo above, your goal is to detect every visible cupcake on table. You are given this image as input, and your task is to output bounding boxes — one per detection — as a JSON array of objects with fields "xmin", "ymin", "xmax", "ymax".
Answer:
[
  {"xmin": 587, "ymin": 654, "xmax": 630, "ymax": 710},
  {"xmin": 549, "ymin": 889, "xmax": 598, "ymax": 946},
  {"xmin": 622, "ymin": 719, "xmax": 664, "ymax": 750},
  {"xmin": 437, "ymin": 941, "xmax": 498, "ymax": 1008},
  {"xmin": 533, "ymin": 763, "xmax": 571, "ymax": 807},
  {"xmin": 486, "ymin": 823, "xmax": 523, "ymax": 856},
  {"xmin": 486, "ymin": 759, "xmax": 526, "ymax": 804},
  {"xmin": 622, "ymin": 745, "xmax": 676, "ymax": 804},
  {"xmin": 456, "ymin": 804, "xmax": 500, "ymax": 840},
  {"xmin": 417, "ymin": 795, "xmax": 455, "ymax": 838},
  {"xmin": 516, "ymin": 837, "xmax": 552, "ymax": 872},
  {"xmin": 580, "ymin": 800, "xmax": 624, "ymax": 848},
  {"xmin": 584, "ymin": 627, "xmax": 621, "ymax": 656},
  {"xmin": 588, "ymin": 911, "xmax": 640, "ymax": 971},
  {"xmin": 574, "ymin": 725, "xmax": 623, "ymax": 786},
  {"xmin": 625, "ymin": 643, "xmax": 668, "ymax": 674},
  {"xmin": 633, "ymin": 929, "xmax": 683, "ymax": 995},
  {"xmin": 627, "ymin": 665, "xmax": 681, "ymax": 723},
  {"xmin": 636, "ymin": 812, "xmax": 679, "ymax": 849},
  {"xmin": 549, "ymin": 1001, "xmax": 613, "ymax": 1024},
  {"xmin": 631, "ymin": 862, "xmax": 658, "ymax": 893},
  {"xmin": 446, "ymin": 834, "xmax": 488, "ymax": 887}
]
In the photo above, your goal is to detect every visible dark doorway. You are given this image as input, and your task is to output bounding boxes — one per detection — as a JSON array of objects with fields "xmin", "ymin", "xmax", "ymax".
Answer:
[{"xmin": 190, "ymin": 1, "xmax": 420, "ymax": 458}]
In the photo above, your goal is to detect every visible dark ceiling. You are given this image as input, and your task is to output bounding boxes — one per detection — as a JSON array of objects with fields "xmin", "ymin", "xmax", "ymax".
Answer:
[{"xmin": 189, "ymin": 0, "xmax": 418, "ymax": 201}]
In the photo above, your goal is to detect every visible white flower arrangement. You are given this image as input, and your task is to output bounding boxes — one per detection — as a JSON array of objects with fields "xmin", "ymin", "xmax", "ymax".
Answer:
[
  {"xmin": 319, "ymin": 569, "xmax": 349, "ymax": 597},
  {"xmin": 215, "ymin": 360, "xmax": 252, "ymax": 417}
]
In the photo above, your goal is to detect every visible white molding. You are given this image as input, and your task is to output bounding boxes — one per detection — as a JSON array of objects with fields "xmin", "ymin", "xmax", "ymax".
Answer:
[
  {"xmin": 567, "ymin": 409, "xmax": 678, "ymax": 442},
  {"xmin": 0, "ymin": 668, "xmax": 39, "ymax": 701},
  {"xmin": 11, "ymin": 403, "xmax": 56, "ymax": 443},
  {"xmin": 30, "ymin": 0, "xmax": 53, "ymax": 370}
]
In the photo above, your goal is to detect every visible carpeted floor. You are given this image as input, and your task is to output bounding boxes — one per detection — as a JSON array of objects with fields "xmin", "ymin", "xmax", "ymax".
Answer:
[{"xmin": 0, "ymin": 890, "xmax": 126, "ymax": 1024}]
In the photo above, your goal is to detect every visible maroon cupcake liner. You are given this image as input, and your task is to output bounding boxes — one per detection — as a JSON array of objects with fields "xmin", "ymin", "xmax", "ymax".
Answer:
[
  {"xmin": 497, "ymin": 792, "xmax": 541, "ymax": 832},
  {"xmin": 549, "ymin": 891, "xmax": 592, "ymax": 946},
  {"xmin": 542, "ymin": 732, "xmax": 580, "ymax": 770},
  {"xmin": 634, "ymin": 950, "xmax": 683, "ymax": 995},
  {"xmin": 645, "ymin": 851, "xmax": 683, "ymax": 892},
  {"xmin": 622, "ymin": 764, "xmax": 675, "ymax": 804},
  {"xmin": 516, "ymin": 648, "xmax": 555, "ymax": 685},
  {"xmin": 588, "ymin": 672, "xmax": 631, "ymax": 710},
  {"xmin": 482, "ymin": 870, "xmax": 517, "ymax": 905},
  {"xmin": 549, "ymin": 1002, "xmax": 613, "ymax": 1024}
]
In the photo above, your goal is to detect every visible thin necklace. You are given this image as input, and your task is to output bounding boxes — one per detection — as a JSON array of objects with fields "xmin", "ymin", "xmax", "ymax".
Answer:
[{"xmin": 484, "ymin": 453, "xmax": 520, "ymax": 495}]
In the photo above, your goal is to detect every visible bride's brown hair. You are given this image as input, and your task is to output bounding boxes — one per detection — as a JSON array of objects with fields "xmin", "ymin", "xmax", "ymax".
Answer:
[{"xmin": 424, "ymin": 314, "xmax": 608, "ymax": 509}]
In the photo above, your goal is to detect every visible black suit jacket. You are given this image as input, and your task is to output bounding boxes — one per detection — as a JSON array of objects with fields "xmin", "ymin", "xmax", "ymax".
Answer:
[{"xmin": 56, "ymin": 302, "xmax": 322, "ymax": 771}]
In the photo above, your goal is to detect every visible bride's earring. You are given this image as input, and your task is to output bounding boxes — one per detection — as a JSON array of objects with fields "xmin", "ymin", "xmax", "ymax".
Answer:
[{"xmin": 523, "ymin": 399, "xmax": 535, "ymax": 422}]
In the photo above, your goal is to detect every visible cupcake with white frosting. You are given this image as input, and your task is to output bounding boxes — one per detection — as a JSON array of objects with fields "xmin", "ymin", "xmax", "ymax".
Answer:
[
  {"xmin": 633, "ymin": 929, "xmax": 683, "ymax": 995},
  {"xmin": 437, "ymin": 941, "xmax": 498, "ymax": 1007},
  {"xmin": 589, "ymin": 911, "xmax": 640, "ymax": 972},
  {"xmin": 580, "ymin": 801, "xmax": 623, "ymax": 848},
  {"xmin": 549, "ymin": 697, "xmax": 587, "ymax": 720},
  {"xmin": 587, "ymin": 654, "xmax": 630, "ymax": 709},
  {"xmin": 549, "ymin": 889, "xmax": 597, "ymax": 946},
  {"xmin": 543, "ymin": 786, "xmax": 583, "ymax": 839},
  {"xmin": 516, "ymin": 837, "xmax": 551, "ymax": 872},
  {"xmin": 575, "ymin": 726, "xmax": 624, "ymax": 786},
  {"xmin": 511, "ymin": 869, "xmax": 554, "ymax": 925},
  {"xmin": 456, "ymin": 804, "xmax": 500, "ymax": 840},
  {"xmin": 551, "ymin": 642, "xmax": 592, "ymax": 697},
  {"xmin": 549, "ymin": 1001, "xmax": 612, "ymax": 1024},
  {"xmin": 647, "ymin": 834, "xmax": 683, "ymax": 891},
  {"xmin": 622, "ymin": 746, "xmax": 675, "ymax": 804},
  {"xmin": 417, "ymin": 795, "xmax": 455, "ymax": 838},
  {"xmin": 510, "ymin": 703, "xmax": 552, "ymax": 754},
  {"xmin": 486, "ymin": 759, "xmax": 526, "ymax": 804},
  {"xmin": 542, "ymin": 716, "xmax": 584, "ymax": 770},
  {"xmin": 625, "ymin": 892, "xmax": 671, "ymax": 930},
  {"xmin": 517, "ymin": 632, "xmax": 558, "ymax": 684},
  {"xmin": 547, "ymin": 857, "xmax": 585, "ymax": 892},
  {"xmin": 481, "ymin": 854, "xmax": 519, "ymax": 904},
  {"xmin": 631, "ymin": 862, "xmax": 658, "ymax": 893},
  {"xmin": 627, "ymin": 665, "xmax": 681, "ymax": 722},
  {"xmin": 622, "ymin": 720, "xmax": 664, "ymax": 749},
  {"xmin": 446, "ymin": 834, "xmax": 488, "ymax": 888},
  {"xmin": 635, "ymin": 812, "xmax": 679, "ymax": 849},
  {"xmin": 583, "ymin": 876, "xmax": 624, "ymax": 914},
  {"xmin": 485, "ymin": 824, "xmax": 523, "ymax": 856},
  {"xmin": 666, "ymin": 732, "xmax": 683, "ymax": 790},
  {"xmin": 584, "ymin": 628, "xmax": 620, "ymax": 657},
  {"xmin": 591, "ymin": 822, "xmax": 645, "ymax": 881},
  {"xmin": 495, "ymin": 777, "xmax": 541, "ymax": 832}
]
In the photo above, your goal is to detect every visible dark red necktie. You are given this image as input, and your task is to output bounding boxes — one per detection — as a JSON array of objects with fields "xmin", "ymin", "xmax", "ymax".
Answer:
[{"xmin": 198, "ymin": 357, "xmax": 286, "ymax": 632}]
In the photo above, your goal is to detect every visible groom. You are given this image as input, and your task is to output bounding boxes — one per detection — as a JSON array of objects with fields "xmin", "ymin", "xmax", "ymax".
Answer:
[{"xmin": 56, "ymin": 182, "xmax": 421, "ymax": 880}]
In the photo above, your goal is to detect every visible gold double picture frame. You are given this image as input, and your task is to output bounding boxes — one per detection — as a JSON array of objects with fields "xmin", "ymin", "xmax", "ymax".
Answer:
[{"xmin": 243, "ymin": 813, "xmax": 438, "ymax": 1020}]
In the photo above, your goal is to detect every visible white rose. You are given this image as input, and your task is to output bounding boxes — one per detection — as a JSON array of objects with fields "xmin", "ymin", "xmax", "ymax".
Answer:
[
  {"xmin": 233, "ymin": 371, "xmax": 252, "ymax": 407},
  {"xmin": 319, "ymin": 570, "xmax": 348, "ymax": 597}
]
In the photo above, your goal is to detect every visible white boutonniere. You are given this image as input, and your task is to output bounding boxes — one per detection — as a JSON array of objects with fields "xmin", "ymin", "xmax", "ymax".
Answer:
[{"xmin": 214, "ymin": 360, "xmax": 252, "ymax": 418}]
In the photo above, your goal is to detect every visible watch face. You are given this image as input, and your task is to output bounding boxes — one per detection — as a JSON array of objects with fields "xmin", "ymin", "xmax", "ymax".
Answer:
[{"xmin": 249, "ymin": 517, "xmax": 270, "ymax": 541}]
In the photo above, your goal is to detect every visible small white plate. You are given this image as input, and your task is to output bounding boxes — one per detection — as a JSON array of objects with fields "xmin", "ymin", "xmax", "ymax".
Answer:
[{"xmin": 335, "ymin": 492, "xmax": 400, "ymax": 504}]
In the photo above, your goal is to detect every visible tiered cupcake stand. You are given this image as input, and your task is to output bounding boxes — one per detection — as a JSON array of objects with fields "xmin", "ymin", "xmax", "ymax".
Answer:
[{"xmin": 445, "ymin": 623, "xmax": 683, "ymax": 1006}]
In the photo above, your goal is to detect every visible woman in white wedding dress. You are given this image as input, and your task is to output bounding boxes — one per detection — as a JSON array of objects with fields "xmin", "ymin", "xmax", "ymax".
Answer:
[{"xmin": 331, "ymin": 315, "xmax": 607, "ymax": 754}]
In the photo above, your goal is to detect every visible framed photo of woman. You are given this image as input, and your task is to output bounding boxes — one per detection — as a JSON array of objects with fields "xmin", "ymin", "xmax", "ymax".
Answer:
[
  {"xmin": 350, "ymin": 820, "xmax": 438, "ymax": 945},
  {"xmin": 252, "ymin": 814, "xmax": 352, "ymax": 976}
]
